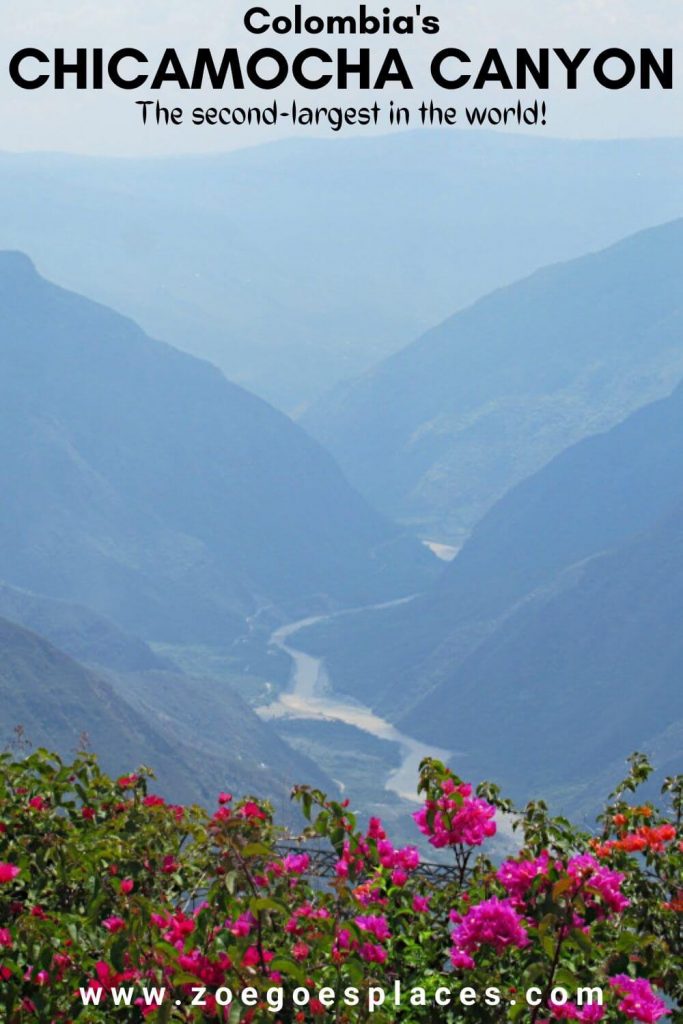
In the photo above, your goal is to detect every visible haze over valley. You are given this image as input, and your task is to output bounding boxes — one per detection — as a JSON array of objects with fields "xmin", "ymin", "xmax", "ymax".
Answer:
[
  {"xmin": 1, "ymin": 130, "xmax": 682, "ymax": 826},
  {"xmin": 2, "ymin": 132, "xmax": 683, "ymax": 411}
]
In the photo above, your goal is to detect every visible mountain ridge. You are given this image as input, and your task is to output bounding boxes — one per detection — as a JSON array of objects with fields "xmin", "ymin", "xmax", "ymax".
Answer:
[
  {"xmin": 0, "ymin": 580, "xmax": 166, "ymax": 673},
  {"xmin": 0, "ymin": 251, "xmax": 432, "ymax": 644},
  {"xmin": 303, "ymin": 218, "xmax": 683, "ymax": 540},
  {"xmin": 0, "ymin": 614, "xmax": 334, "ymax": 813},
  {"xmin": 296, "ymin": 363, "xmax": 683, "ymax": 806}
]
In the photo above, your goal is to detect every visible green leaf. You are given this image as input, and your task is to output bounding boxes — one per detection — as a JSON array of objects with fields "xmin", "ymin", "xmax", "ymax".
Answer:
[
  {"xmin": 241, "ymin": 843, "xmax": 272, "ymax": 858},
  {"xmin": 269, "ymin": 956, "xmax": 306, "ymax": 983},
  {"xmin": 571, "ymin": 928, "xmax": 593, "ymax": 955}
]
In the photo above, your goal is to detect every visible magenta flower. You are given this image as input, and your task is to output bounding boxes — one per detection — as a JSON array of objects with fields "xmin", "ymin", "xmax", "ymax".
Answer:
[
  {"xmin": 282, "ymin": 853, "xmax": 310, "ymax": 875},
  {"xmin": 142, "ymin": 795, "xmax": 165, "ymax": 808},
  {"xmin": 413, "ymin": 787, "xmax": 496, "ymax": 848},
  {"xmin": 568, "ymin": 855, "xmax": 629, "ymax": 915},
  {"xmin": 102, "ymin": 916, "xmax": 126, "ymax": 933},
  {"xmin": 242, "ymin": 946, "xmax": 274, "ymax": 968},
  {"xmin": 367, "ymin": 817, "xmax": 385, "ymax": 839},
  {"xmin": 451, "ymin": 897, "xmax": 530, "ymax": 959},
  {"xmin": 450, "ymin": 948, "xmax": 476, "ymax": 970},
  {"xmin": 358, "ymin": 942, "xmax": 388, "ymax": 963},
  {"xmin": 228, "ymin": 911, "xmax": 256, "ymax": 938},
  {"xmin": 609, "ymin": 976, "xmax": 669, "ymax": 1023},
  {"xmin": 238, "ymin": 801, "xmax": 267, "ymax": 821},
  {"xmin": 355, "ymin": 914, "xmax": 391, "ymax": 942},
  {"xmin": 549, "ymin": 999, "xmax": 605, "ymax": 1021},
  {"xmin": 498, "ymin": 851, "xmax": 551, "ymax": 902},
  {"xmin": 161, "ymin": 855, "xmax": 179, "ymax": 874},
  {"xmin": 0, "ymin": 863, "xmax": 20, "ymax": 884},
  {"xmin": 116, "ymin": 774, "xmax": 139, "ymax": 789}
]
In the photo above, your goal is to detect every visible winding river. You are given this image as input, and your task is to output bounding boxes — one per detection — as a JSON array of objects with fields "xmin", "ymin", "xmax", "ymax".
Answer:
[{"xmin": 258, "ymin": 603, "xmax": 452, "ymax": 803}]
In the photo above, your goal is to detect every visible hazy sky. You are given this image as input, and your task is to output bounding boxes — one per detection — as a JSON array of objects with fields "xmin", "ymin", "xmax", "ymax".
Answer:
[{"xmin": 2, "ymin": 0, "xmax": 682, "ymax": 155}]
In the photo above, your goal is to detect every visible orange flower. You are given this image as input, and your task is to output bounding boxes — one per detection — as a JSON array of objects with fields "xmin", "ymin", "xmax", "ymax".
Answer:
[{"xmin": 663, "ymin": 892, "xmax": 683, "ymax": 912}]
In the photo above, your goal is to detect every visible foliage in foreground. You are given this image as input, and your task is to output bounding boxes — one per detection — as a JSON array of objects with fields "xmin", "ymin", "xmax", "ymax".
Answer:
[{"xmin": 0, "ymin": 749, "xmax": 681, "ymax": 1022}]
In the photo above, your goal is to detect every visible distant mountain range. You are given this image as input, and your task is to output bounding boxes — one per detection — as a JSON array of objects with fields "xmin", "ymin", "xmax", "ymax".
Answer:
[
  {"xmin": 2, "ymin": 134, "xmax": 683, "ymax": 409},
  {"xmin": 0, "ymin": 251, "xmax": 431, "ymax": 646},
  {"xmin": 304, "ymin": 220, "xmax": 683, "ymax": 542},
  {"xmin": 297, "ymin": 353, "xmax": 683, "ymax": 807}
]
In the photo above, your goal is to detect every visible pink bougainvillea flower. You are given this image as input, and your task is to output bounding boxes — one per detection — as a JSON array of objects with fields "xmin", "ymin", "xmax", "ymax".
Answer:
[
  {"xmin": 116, "ymin": 774, "xmax": 139, "ymax": 789},
  {"xmin": 238, "ymin": 801, "xmax": 267, "ymax": 821},
  {"xmin": 413, "ymin": 785, "xmax": 496, "ymax": 848},
  {"xmin": 281, "ymin": 853, "xmax": 310, "ymax": 876},
  {"xmin": 577, "ymin": 1006, "xmax": 606, "ymax": 1022},
  {"xmin": 178, "ymin": 949, "xmax": 232, "ymax": 986},
  {"xmin": 120, "ymin": 878, "xmax": 134, "ymax": 894},
  {"xmin": 367, "ymin": 817, "xmax": 386, "ymax": 840},
  {"xmin": 497, "ymin": 851, "xmax": 551, "ymax": 902},
  {"xmin": 609, "ymin": 976, "xmax": 669, "ymax": 1023},
  {"xmin": 102, "ymin": 916, "xmax": 126, "ymax": 933},
  {"xmin": 548, "ymin": 999, "xmax": 605, "ymax": 1021},
  {"xmin": 374, "ymin": 836, "xmax": 421, "ymax": 885},
  {"xmin": 354, "ymin": 915, "xmax": 391, "ymax": 942},
  {"xmin": 358, "ymin": 942, "xmax": 388, "ymax": 964},
  {"xmin": 450, "ymin": 948, "xmax": 476, "ymax": 970},
  {"xmin": 231, "ymin": 912, "xmax": 256, "ymax": 937},
  {"xmin": 211, "ymin": 806, "xmax": 232, "ymax": 824},
  {"xmin": 143, "ymin": 794, "xmax": 165, "ymax": 808},
  {"xmin": 152, "ymin": 910, "xmax": 195, "ymax": 947},
  {"xmin": 0, "ymin": 864, "xmax": 20, "ymax": 884},
  {"xmin": 242, "ymin": 946, "xmax": 274, "ymax": 968},
  {"xmin": 227, "ymin": 911, "xmax": 256, "ymax": 938},
  {"xmin": 567, "ymin": 855, "xmax": 629, "ymax": 915},
  {"xmin": 451, "ymin": 897, "xmax": 530, "ymax": 959}
]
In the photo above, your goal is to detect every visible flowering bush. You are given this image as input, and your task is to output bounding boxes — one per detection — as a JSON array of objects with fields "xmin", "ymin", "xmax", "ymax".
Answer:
[{"xmin": 0, "ymin": 748, "xmax": 680, "ymax": 1022}]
